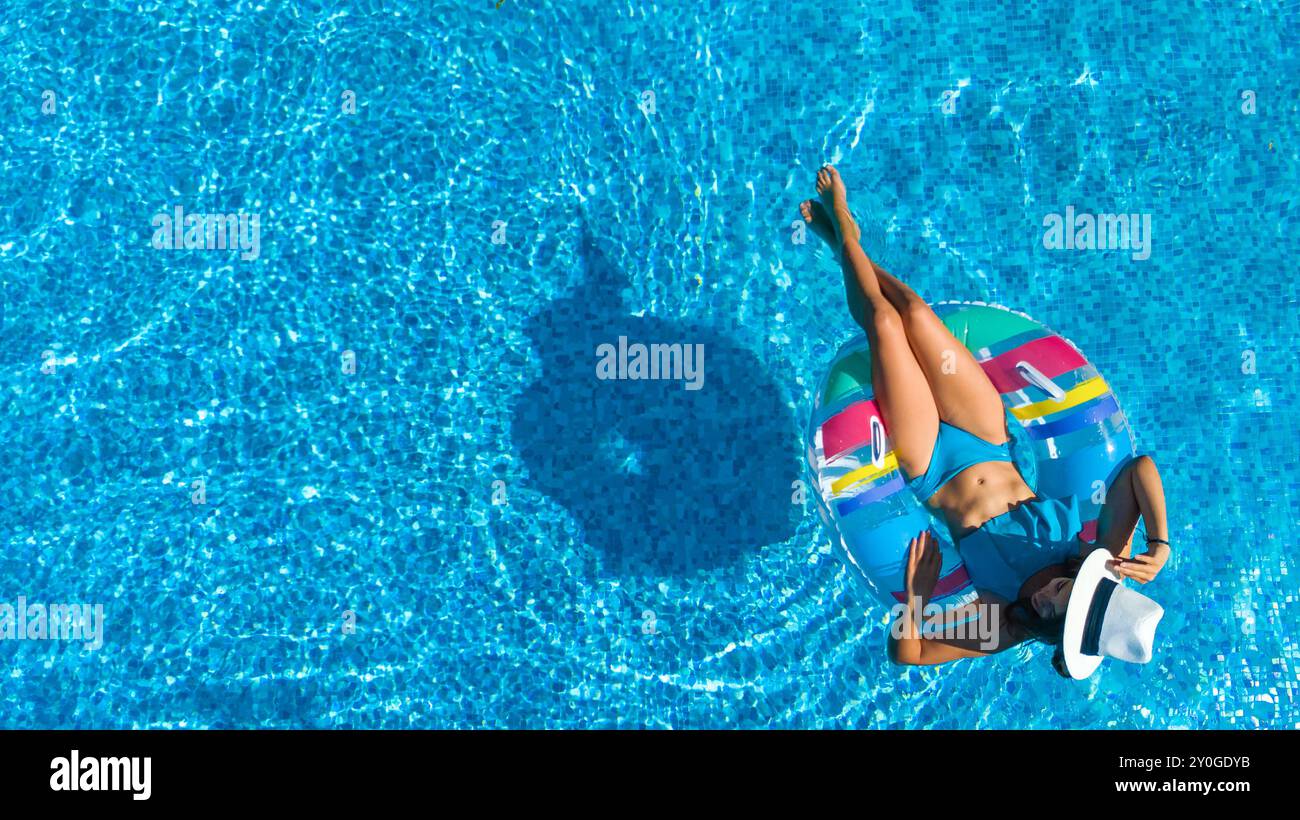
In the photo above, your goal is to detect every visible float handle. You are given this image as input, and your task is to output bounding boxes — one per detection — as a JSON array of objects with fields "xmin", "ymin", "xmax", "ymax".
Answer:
[{"xmin": 1015, "ymin": 361, "xmax": 1066, "ymax": 402}]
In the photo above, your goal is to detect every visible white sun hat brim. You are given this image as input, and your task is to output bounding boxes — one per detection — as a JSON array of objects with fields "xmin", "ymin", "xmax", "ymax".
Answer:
[{"xmin": 1062, "ymin": 548, "xmax": 1122, "ymax": 680}]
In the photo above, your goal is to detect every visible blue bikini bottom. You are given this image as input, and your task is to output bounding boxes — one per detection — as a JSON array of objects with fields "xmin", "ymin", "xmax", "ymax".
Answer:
[{"xmin": 906, "ymin": 422, "xmax": 1013, "ymax": 502}]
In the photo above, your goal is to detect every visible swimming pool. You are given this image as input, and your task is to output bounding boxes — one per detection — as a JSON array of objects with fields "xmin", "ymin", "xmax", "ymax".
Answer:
[{"xmin": 0, "ymin": 0, "xmax": 1295, "ymax": 728}]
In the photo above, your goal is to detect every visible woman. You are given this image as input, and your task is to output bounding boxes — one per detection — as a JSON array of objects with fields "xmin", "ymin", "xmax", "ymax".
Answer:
[{"xmin": 801, "ymin": 166, "xmax": 1171, "ymax": 670}]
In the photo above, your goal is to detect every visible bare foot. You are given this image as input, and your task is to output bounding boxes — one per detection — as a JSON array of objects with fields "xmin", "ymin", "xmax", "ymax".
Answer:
[
  {"xmin": 799, "ymin": 198, "xmax": 860, "ymax": 249},
  {"xmin": 815, "ymin": 165, "xmax": 855, "ymax": 243}
]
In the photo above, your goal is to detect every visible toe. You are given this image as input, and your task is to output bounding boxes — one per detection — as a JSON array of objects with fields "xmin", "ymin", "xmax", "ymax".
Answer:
[{"xmin": 799, "ymin": 200, "xmax": 813, "ymax": 222}]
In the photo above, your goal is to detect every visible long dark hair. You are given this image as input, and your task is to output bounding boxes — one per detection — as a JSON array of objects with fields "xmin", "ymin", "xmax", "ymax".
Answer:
[
  {"xmin": 1006, "ymin": 598, "xmax": 1067, "ymax": 645},
  {"xmin": 1006, "ymin": 562, "xmax": 1083, "ymax": 678}
]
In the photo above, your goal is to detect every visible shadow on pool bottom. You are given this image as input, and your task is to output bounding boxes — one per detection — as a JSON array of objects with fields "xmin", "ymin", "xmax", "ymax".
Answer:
[{"xmin": 511, "ymin": 220, "xmax": 800, "ymax": 576}]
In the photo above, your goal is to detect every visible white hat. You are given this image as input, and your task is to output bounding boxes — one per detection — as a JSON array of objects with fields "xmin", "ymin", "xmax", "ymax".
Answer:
[{"xmin": 1061, "ymin": 549, "xmax": 1165, "ymax": 680}]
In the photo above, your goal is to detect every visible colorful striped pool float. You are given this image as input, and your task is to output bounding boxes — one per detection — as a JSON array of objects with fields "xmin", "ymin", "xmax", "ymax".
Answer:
[{"xmin": 805, "ymin": 302, "xmax": 1137, "ymax": 613}]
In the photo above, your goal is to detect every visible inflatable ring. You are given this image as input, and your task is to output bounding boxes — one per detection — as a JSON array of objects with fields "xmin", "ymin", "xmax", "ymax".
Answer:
[{"xmin": 805, "ymin": 302, "xmax": 1137, "ymax": 613}]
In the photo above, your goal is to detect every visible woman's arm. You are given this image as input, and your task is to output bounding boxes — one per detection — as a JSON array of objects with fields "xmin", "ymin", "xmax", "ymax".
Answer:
[
  {"xmin": 887, "ymin": 531, "xmax": 936, "ymax": 665},
  {"xmin": 1093, "ymin": 455, "xmax": 1171, "ymax": 583},
  {"xmin": 887, "ymin": 532, "xmax": 1019, "ymax": 666}
]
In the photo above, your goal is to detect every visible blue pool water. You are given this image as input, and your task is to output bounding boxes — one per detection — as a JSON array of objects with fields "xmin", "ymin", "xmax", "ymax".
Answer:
[{"xmin": 0, "ymin": 1, "xmax": 1297, "ymax": 728}]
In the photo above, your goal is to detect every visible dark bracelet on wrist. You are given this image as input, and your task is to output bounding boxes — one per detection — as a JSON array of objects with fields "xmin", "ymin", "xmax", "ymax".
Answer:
[{"xmin": 1145, "ymin": 537, "xmax": 1170, "ymax": 547}]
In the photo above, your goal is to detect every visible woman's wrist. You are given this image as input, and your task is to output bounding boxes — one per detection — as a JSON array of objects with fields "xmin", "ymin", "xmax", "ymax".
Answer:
[{"xmin": 901, "ymin": 590, "xmax": 928, "ymax": 643}]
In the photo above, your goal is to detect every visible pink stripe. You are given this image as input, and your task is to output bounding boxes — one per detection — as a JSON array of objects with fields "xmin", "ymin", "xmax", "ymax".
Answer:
[
  {"xmin": 821, "ymin": 399, "xmax": 884, "ymax": 462},
  {"xmin": 890, "ymin": 564, "xmax": 973, "ymax": 602},
  {"xmin": 1079, "ymin": 519, "xmax": 1099, "ymax": 542},
  {"xmin": 979, "ymin": 336, "xmax": 1087, "ymax": 394}
]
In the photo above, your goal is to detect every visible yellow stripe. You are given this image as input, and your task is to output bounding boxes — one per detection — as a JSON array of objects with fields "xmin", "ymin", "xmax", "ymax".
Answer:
[
  {"xmin": 830, "ymin": 451, "xmax": 900, "ymax": 494},
  {"xmin": 1011, "ymin": 376, "xmax": 1109, "ymax": 421}
]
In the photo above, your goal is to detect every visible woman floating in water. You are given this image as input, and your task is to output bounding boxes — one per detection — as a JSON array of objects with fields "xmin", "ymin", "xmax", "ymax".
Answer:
[{"xmin": 801, "ymin": 166, "xmax": 1171, "ymax": 676}]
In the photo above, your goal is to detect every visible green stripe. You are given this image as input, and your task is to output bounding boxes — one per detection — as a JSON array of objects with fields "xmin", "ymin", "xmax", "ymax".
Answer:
[
  {"xmin": 822, "ymin": 350, "xmax": 872, "ymax": 405},
  {"xmin": 940, "ymin": 305, "xmax": 1043, "ymax": 351}
]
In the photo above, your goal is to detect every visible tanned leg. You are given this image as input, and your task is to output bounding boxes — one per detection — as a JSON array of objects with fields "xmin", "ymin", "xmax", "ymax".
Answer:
[
  {"xmin": 810, "ymin": 167, "xmax": 939, "ymax": 481},
  {"xmin": 800, "ymin": 197, "xmax": 1007, "ymax": 444}
]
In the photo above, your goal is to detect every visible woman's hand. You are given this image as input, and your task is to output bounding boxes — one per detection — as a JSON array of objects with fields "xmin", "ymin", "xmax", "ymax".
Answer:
[
  {"xmin": 1112, "ymin": 542, "xmax": 1170, "ymax": 584},
  {"xmin": 892, "ymin": 532, "xmax": 1015, "ymax": 666},
  {"xmin": 904, "ymin": 530, "xmax": 942, "ymax": 602}
]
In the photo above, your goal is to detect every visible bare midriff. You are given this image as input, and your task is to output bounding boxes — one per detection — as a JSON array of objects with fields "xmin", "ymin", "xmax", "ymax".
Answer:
[{"xmin": 926, "ymin": 460, "xmax": 1037, "ymax": 539}]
